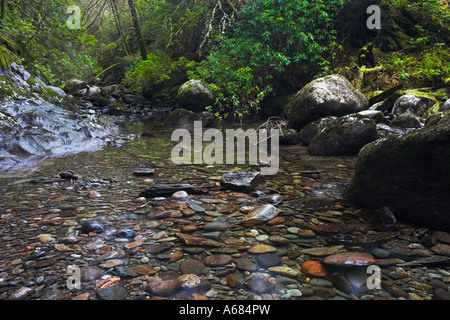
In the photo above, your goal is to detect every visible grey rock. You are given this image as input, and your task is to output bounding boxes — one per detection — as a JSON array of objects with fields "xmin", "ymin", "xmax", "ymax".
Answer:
[
  {"xmin": 176, "ymin": 79, "xmax": 214, "ymax": 113},
  {"xmin": 307, "ymin": 114, "xmax": 377, "ymax": 156},
  {"xmin": 287, "ymin": 74, "xmax": 368, "ymax": 130},
  {"xmin": 346, "ymin": 113, "xmax": 450, "ymax": 232},
  {"xmin": 220, "ymin": 171, "xmax": 266, "ymax": 191},
  {"xmin": 392, "ymin": 94, "xmax": 435, "ymax": 117}
]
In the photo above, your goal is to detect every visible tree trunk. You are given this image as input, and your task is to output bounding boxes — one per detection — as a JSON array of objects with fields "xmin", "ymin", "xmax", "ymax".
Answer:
[
  {"xmin": 127, "ymin": 0, "xmax": 147, "ymax": 60},
  {"xmin": 1, "ymin": 0, "xmax": 5, "ymax": 20}
]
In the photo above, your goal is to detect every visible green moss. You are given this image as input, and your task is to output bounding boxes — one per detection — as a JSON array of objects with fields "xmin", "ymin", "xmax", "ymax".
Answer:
[
  {"xmin": 109, "ymin": 102, "xmax": 127, "ymax": 111},
  {"xmin": 0, "ymin": 44, "xmax": 20, "ymax": 70}
]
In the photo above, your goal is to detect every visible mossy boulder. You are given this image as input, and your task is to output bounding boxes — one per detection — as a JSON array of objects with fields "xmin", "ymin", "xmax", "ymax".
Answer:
[
  {"xmin": 298, "ymin": 116, "xmax": 337, "ymax": 146},
  {"xmin": 63, "ymin": 79, "xmax": 88, "ymax": 95},
  {"xmin": 164, "ymin": 108, "xmax": 214, "ymax": 128},
  {"xmin": 307, "ymin": 114, "xmax": 377, "ymax": 156},
  {"xmin": 392, "ymin": 94, "xmax": 435, "ymax": 117},
  {"xmin": 346, "ymin": 113, "xmax": 450, "ymax": 232},
  {"xmin": 389, "ymin": 112, "xmax": 422, "ymax": 128},
  {"xmin": 176, "ymin": 80, "xmax": 214, "ymax": 113},
  {"xmin": 287, "ymin": 75, "xmax": 369, "ymax": 130}
]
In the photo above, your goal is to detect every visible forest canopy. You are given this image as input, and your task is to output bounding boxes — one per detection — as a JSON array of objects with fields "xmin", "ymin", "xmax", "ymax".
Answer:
[{"xmin": 1, "ymin": 0, "xmax": 449, "ymax": 120}]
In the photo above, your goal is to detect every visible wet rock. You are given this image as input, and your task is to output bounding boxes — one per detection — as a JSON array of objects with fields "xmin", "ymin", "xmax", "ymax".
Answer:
[
  {"xmin": 248, "ymin": 244, "xmax": 278, "ymax": 254},
  {"xmin": 139, "ymin": 184, "xmax": 209, "ymax": 198},
  {"xmin": 80, "ymin": 221, "xmax": 104, "ymax": 234},
  {"xmin": 171, "ymin": 190, "xmax": 189, "ymax": 200},
  {"xmin": 133, "ymin": 168, "xmax": 155, "ymax": 176},
  {"xmin": 81, "ymin": 266, "xmax": 105, "ymax": 282},
  {"xmin": 256, "ymin": 253, "xmax": 282, "ymax": 268},
  {"xmin": 300, "ymin": 245, "xmax": 344, "ymax": 257},
  {"xmin": 287, "ymin": 74, "xmax": 368, "ymax": 130},
  {"xmin": 63, "ymin": 79, "xmax": 88, "ymax": 95},
  {"xmin": 87, "ymin": 190, "xmax": 101, "ymax": 199},
  {"xmin": 433, "ymin": 288, "xmax": 450, "ymax": 300},
  {"xmin": 392, "ymin": 94, "xmax": 435, "ymax": 117},
  {"xmin": 35, "ymin": 257, "xmax": 57, "ymax": 268},
  {"xmin": 268, "ymin": 266, "xmax": 299, "ymax": 278},
  {"xmin": 235, "ymin": 258, "xmax": 258, "ymax": 271},
  {"xmin": 299, "ymin": 116, "xmax": 338, "ymax": 146},
  {"xmin": 176, "ymin": 80, "xmax": 214, "ymax": 113},
  {"xmin": 259, "ymin": 193, "xmax": 283, "ymax": 205},
  {"xmin": 220, "ymin": 172, "xmax": 266, "ymax": 192},
  {"xmin": 389, "ymin": 112, "xmax": 422, "ymax": 128},
  {"xmin": 97, "ymin": 285, "xmax": 128, "ymax": 300},
  {"xmin": 433, "ymin": 231, "xmax": 450, "ymax": 244},
  {"xmin": 203, "ymin": 222, "xmax": 229, "ymax": 231},
  {"xmin": 346, "ymin": 113, "xmax": 450, "ymax": 232},
  {"xmin": 307, "ymin": 114, "xmax": 377, "ymax": 156},
  {"xmin": 9, "ymin": 287, "xmax": 33, "ymax": 300},
  {"xmin": 430, "ymin": 244, "xmax": 450, "ymax": 257},
  {"xmin": 130, "ymin": 265, "xmax": 157, "ymax": 276},
  {"xmin": 357, "ymin": 110, "xmax": 385, "ymax": 123},
  {"xmin": 176, "ymin": 233, "xmax": 225, "ymax": 247},
  {"xmin": 146, "ymin": 279, "xmax": 182, "ymax": 297},
  {"xmin": 178, "ymin": 274, "xmax": 201, "ymax": 289},
  {"xmin": 279, "ymin": 128, "xmax": 300, "ymax": 145},
  {"xmin": 246, "ymin": 273, "xmax": 277, "ymax": 294},
  {"xmin": 180, "ymin": 259, "xmax": 206, "ymax": 275},
  {"xmin": 301, "ymin": 261, "xmax": 327, "ymax": 277},
  {"xmin": 40, "ymin": 286, "xmax": 68, "ymax": 300},
  {"xmin": 390, "ymin": 248, "xmax": 419, "ymax": 261},
  {"xmin": 164, "ymin": 108, "xmax": 214, "ymax": 128},
  {"xmin": 242, "ymin": 204, "xmax": 279, "ymax": 227},
  {"xmin": 324, "ymin": 252, "xmax": 375, "ymax": 267},
  {"xmin": 117, "ymin": 228, "xmax": 138, "ymax": 238},
  {"xmin": 204, "ymin": 254, "xmax": 233, "ymax": 267}
]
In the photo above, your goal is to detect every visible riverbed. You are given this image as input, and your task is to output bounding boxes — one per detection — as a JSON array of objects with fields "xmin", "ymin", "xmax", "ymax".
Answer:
[{"xmin": 0, "ymin": 118, "xmax": 449, "ymax": 300}]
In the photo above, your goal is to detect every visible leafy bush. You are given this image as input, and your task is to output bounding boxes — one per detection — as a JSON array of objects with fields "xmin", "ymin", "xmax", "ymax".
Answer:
[
  {"xmin": 0, "ymin": 0, "xmax": 100, "ymax": 86},
  {"xmin": 122, "ymin": 50, "xmax": 195, "ymax": 95},
  {"xmin": 189, "ymin": 0, "xmax": 346, "ymax": 120}
]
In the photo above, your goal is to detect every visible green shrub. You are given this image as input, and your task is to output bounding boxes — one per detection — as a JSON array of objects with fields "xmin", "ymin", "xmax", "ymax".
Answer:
[
  {"xmin": 122, "ymin": 50, "xmax": 195, "ymax": 95},
  {"xmin": 189, "ymin": 0, "xmax": 346, "ymax": 120}
]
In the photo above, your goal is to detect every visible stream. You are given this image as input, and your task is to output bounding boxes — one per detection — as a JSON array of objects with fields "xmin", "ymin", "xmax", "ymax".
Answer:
[{"xmin": 0, "ymin": 117, "xmax": 449, "ymax": 300}]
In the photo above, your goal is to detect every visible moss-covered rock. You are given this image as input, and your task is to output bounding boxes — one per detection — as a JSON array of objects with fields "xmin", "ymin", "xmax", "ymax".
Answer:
[
  {"xmin": 392, "ymin": 94, "xmax": 435, "ymax": 117},
  {"xmin": 346, "ymin": 113, "xmax": 450, "ymax": 232},
  {"xmin": 164, "ymin": 108, "xmax": 214, "ymax": 128},
  {"xmin": 298, "ymin": 116, "xmax": 337, "ymax": 146},
  {"xmin": 287, "ymin": 75, "xmax": 369, "ymax": 130},
  {"xmin": 307, "ymin": 114, "xmax": 377, "ymax": 156},
  {"xmin": 63, "ymin": 79, "xmax": 88, "ymax": 95},
  {"xmin": 176, "ymin": 80, "xmax": 214, "ymax": 113},
  {"xmin": 389, "ymin": 112, "xmax": 422, "ymax": 128}
]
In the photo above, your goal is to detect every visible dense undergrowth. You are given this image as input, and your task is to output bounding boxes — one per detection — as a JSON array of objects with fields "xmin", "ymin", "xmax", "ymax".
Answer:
[{"xmin": 0, "ymin": 0, "xmax": 448, "ymax": 120}]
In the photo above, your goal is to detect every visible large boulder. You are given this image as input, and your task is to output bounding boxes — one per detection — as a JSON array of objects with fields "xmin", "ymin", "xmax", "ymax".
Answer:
[
  {"xmin": 164, "ymin": 108, "xmax": 214, "ymax": 128},
  {"xmin": 346, "ymin": 113, "xmax": 450, "ymax": 232},
  {"xmin": 307, "ymin": 114, "xmax": 377, "ymax": 156},
  {"xmin": 388, "ymin": 112, "xmax": 422, "ymax": 128},
  {"xmin": 391, "ymin": 94, "xmax": 435, "ymax": 117},
  {"xmin": 287, "ymin": 75, "xmax": 369, "ymax": 130},
  {"xmin": 63, "ymin": 79, "xmax": 88, "ymax": 95},
  {"xmin": 299, "ymin": 116, "xmax": 337, "ymax": 146},
  {"xmin": 176, "ymin": 80, "xmax": 214, "ymax": 113}
]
